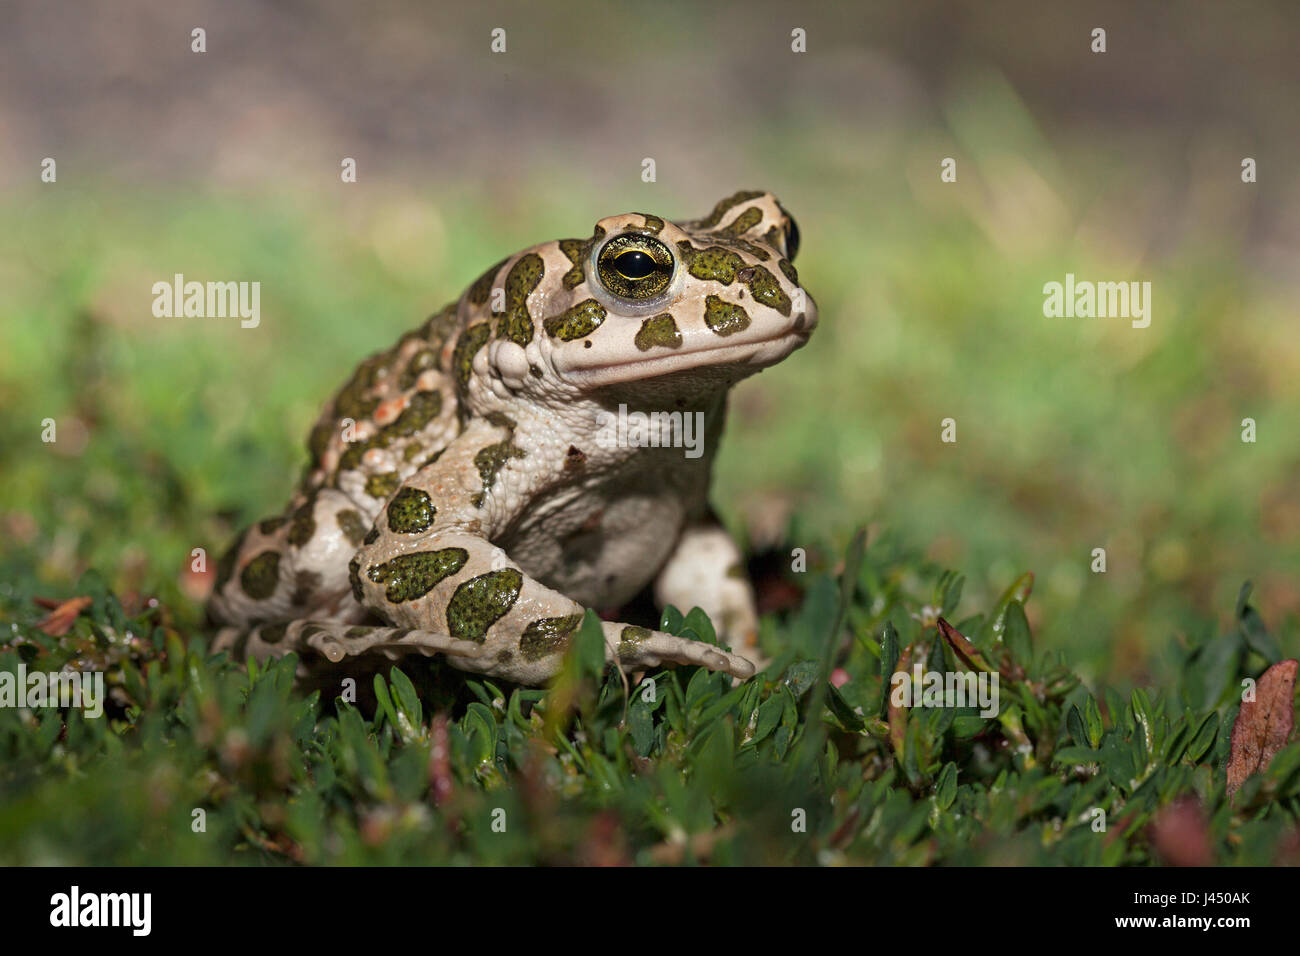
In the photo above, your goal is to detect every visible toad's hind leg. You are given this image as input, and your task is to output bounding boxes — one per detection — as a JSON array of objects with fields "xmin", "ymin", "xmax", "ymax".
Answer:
[{"xmin": 211, "ymin": 620, "xmax": 486, "ymax": 671}]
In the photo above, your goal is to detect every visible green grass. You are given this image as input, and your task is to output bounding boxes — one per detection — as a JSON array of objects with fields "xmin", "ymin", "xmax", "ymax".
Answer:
[{"xmin": 1, "ymin": 531, "xmax": 1296, "ymax": 865}]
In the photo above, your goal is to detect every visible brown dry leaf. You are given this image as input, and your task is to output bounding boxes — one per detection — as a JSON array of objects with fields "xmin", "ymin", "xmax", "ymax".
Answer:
[
  {"xmin": 1226, "ymin": 658, "xmax": 1298, "ymax": 802},
  {"xmin": 34, "ymin": 596, "xmax": 93, "ymax": 636}
]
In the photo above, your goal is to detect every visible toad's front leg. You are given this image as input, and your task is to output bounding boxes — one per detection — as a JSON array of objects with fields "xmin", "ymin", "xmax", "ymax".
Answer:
[{"xmin": 348, "ymin": 418, "xmax": 755, "ymax": 686}]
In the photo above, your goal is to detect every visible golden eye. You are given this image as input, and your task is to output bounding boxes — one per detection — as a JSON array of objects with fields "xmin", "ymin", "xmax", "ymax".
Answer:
[{"xmin": 596, "ymin": 234, "xmax": 674, "ymax": 300}]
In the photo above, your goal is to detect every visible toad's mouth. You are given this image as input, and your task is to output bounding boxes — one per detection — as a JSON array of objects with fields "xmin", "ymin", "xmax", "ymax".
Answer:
[{"xmin": 556, "ymin": 326, "xmax": 813, "ymax": 390}]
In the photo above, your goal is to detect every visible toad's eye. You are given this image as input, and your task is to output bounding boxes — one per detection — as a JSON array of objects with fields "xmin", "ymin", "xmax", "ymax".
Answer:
[
  {"xmin": 596, "ymin": 234, "xmax": 674, "ymax": 301},
  {"xmin": 784, "ymin": 216, "xmax": 801, "ymax": 261}
]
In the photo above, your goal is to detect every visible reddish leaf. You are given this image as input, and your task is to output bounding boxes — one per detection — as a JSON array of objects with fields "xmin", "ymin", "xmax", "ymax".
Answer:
[
  {"xmin": 937, "ymin": 617, "xmax": 993, "ymax": 673},
  {"xmin": 1148, "ymin": 796, "xmax": 1213, "ymax": 866},
  {"xmin": 34, "ymin": 596, "xmax": 92, "ymax": 636},
  {"xmin": 428, "ymin": 712, "xmax": 454, "ymax": 808},
  {"xmin": 1226, "ymin": 658, "xmax": 1298, "ymax": 802},
  {"xmin": 887, "ymin": 645, "xmax": 913, "ymax": 759}
]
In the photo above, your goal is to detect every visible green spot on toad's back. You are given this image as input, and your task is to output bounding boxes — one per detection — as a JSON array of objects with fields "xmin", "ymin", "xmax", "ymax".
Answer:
[
  {"xmin": 695, "ymin": 190, "xmax": 765, "ymax": 229},
  {"xmin": 472, "ymin": 435, "xmax": 526, "ymax": 507},
  {"xmin": 719, "ymin": 236, "xmax": 770, "ymax": 261},
  {"xmin": 704, "ymin": 295, "xmax": 751, "ymax": 336},
  {"xmin": 719, "ymin": 205, "xmax": 762, "ymax": 237},
  {"xmin": 307, "ymin": 421, "xmax": 333, "ymax": 467},
  {"xmin": 333, "ymin": 353, "xmax": 389, "ymax": 422},
  {"xmin": 778, "ymin": 258, "xmax": 799, "ymax": 285},
  {"xmin": 544, "ymin": 299, "xmax": 606, "ymax": 341},
  {"xmin": 453, "ymin": 322, "xmax": 491, "ymax": 399},
  {"xmin": 498, "ymin": 253, "xmax": 544, "ymax": 347},
  {"xmin": 420, "ymin": 304, "xmax": 460, "ymax": 348},
  {"xmin": 240, "ymin": 550, "xmax": 281, "ymax": 600},
  {"xmin": 338, "ymin": 389, "xmax": 443, "ymax": 472},
  {"xmin": 348, "ymin": 555, "xmax": 364, "ymax": 601},
  {"xmin": 390, "ymin": 389, "xmax": 442, "ymax": 436},
  {"xmin": 287, "ymin": 495, "xmax": 317, "ymax": 547},
  {"xmin": 558, "ymin": 239, "xmax": 587, "ymax": 289},
  {"xmin": 365, "ymin": 472, "xmax": 401, "ymax": 499},
  {"xmin": 387, "ymin": 487, "xmax": 436, "ymax": 534},
  {"xmin": 366, "ymin": 548, "xmax": 468, "ymax": 603},
  {"xmin": 336, "ymin": 509, "xmax": 367, "ymax": 546},
  {"xmin": 634, "ymin": 313, "xmax": 682, "ymax": 351},
  {"xmin": 400, "ymin": 348, "xmax": 439, "ymax": 388},
  {"xmin": 639, "ymin": 214, "xmax": 665, "ymax": 233},
  {"xmin": 740, "ymin": 264, "xmax": 792, "ymax": 316},
  {"xmin": 215, "ymin": 528, "xmax": 249, "ymax": 590},
  {"xmin": 446, "ymin": 569, "xmax": 524, "ymax": 643},
  {"xmin": 468, "ymin": 258, "xmax": 506, "ymax": 306},
  {"xmin": 679, "ymin": 242, "xmax": 744, "ymax": 284},
  {"xmin": 519, "ymin": 613, "xmax": 583, "ymax": 661}
]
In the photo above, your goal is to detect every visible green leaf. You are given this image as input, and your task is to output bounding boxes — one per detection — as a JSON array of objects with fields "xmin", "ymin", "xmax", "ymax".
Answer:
[
  {"xmin": 826, "ymin": 680, "xmax": 866, "ymax": 732},
  {"xmin": 1053, "ymin": 746, "xmax": 1102, "ymax": 765},
  {"xmin": 977, "ymin": 571, "xmax": 1034, "ymax": 647},
  {"xmin": 1130, "ymin": 688, "xmax": 1154, "ymax": 756},
  {"xmin": 372, "ymin": 673, "xmax": 397, "ymax": 732},
  {"xmin": 951, "ymin": 715, "xmax": 989, "ymax": 739},
  {"xmin": 1002, "ymin": 602, "xmax": 1033, "ymax": 666},
  {"xmin": 926, "ymin": 632, "xmax": 947, "ymax": 674},
  {"xmin": 879, "ymin": 620, "xmax": 900, "ymax": 719},
  {"xmin": 696, "ymin": 683, "xmax": 748, "ymax": 730},
  {"xmin": 682, "ymin": 607, "xmax": 719, "ymax": 646},
  {"xmin": 575, "ymin": 610, "xmax": 607, "ymax": 681},
  {"xmin": 1101, "ymin": 734, "xmax": 1137, "ymax": 790},
  {"xmin": 628, "ymin": 697, "xmax": 655, "ymax": 756},
  {"xmin": 1066, "ymin": 705, "xmax": 1088, "ymax": 748},
  {"xmin": 463, "ymin": 702, "xmax": 498, "ymax": 768},
  {"xmin": 389, "ymin": 666, "xmax": 423, "ymax": 736},
  {"xmin": 1104, "ymin": 687, "xmax": 1127, "ymax": 733},
  {"xmin": 659, "ymin": 605, "xmax": 685, "ymax": 634},
  {"xmin": 935, "ymin": 762, "xmax": 958, "ymax": 809},
  {"xmin": 1185, "ymin": 712, "xmax": 1219, "ymax": 763},
  {"xmin": 751, "ymin": 693, "xmax": 785, "ymax": 746},
  {"xmin": 1163, "ymin": 715, "xmax": 1191, "ymax": 764},
  {"xmin": 782, "ymin": 660, "xmax": 820, "ymax": 700},
  {"xmin": 941, "ymin": 573, "xmax": 964, "ymax": 617},
  {"xmin": 1236, "ymin": 585, "xmax": 1281, "ymax": 663},
  {"xmin": 1083, "ymin": 694, "xmax": 1103, "ymax": 749}
]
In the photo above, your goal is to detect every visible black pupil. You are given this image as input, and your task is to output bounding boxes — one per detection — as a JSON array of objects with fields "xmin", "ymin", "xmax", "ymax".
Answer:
[
  {"xmin": 785, "ymin": 217, "xmax": 801, "ymax": 261},
  {"xmin": 615, "ymin": 250, "xmax": 656, "ymax": 280}
]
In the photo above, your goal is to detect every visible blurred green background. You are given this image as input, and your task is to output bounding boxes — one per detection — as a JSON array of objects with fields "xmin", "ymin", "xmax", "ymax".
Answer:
[{"xmin": 2, "ymin": 0, "xmax": 1298, "ymax": 696}]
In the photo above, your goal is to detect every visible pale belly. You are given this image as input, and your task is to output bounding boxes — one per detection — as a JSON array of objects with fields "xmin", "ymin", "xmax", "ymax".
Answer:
[{"xmin": 502, "ymin": 486, "xmax": 691, "ymax": 609}]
